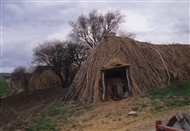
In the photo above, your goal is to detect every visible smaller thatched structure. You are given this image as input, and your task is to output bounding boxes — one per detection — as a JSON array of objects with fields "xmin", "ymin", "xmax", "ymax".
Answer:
[
  {"xmin": 28, "ymin": 66, "xmax": 77, "ymax": 90},
  {"xmin": 28, "ymin": 66, "xmax": 61, "ymax": 90}
]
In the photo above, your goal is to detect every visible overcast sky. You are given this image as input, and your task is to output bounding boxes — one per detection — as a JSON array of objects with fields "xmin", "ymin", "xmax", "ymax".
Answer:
[{"xmin": 1, "ymin": 0, "xmax": 189, "ymax": 73}]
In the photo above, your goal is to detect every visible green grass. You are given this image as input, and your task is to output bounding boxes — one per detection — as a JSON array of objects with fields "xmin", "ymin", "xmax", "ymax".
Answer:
[
  {"xmin": 0, "ymin": 77, "xmax": 9, "ymax": 95},
  {"xmin": 28, "ymin": 118, "xmax": 56, "ymax": 131},
  {"xmin": 147, "ymin": 79, "xmax": 190, "ymax": 110},
  {"xmin": 27, "ymin": 79, "xmax": 190, "ymax": 130},
  {"xmin": 27, "ymin": 100, "xmax": 94, "ymax": 131}
]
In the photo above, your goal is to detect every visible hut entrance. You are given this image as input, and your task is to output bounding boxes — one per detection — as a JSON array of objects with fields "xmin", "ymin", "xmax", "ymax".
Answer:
[{"xmin": 101, "ymin": 64, "xmax": 131, "ymax": 101}]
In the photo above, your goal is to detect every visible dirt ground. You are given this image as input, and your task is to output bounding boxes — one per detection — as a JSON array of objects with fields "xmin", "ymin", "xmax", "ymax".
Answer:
[
  {"xmin": 0, "ymin": 88, "xmax": 67, "ymax": 131},
  {"xmin": 61, "ymin": 96, "xmax": 190, "ymax": 131}
]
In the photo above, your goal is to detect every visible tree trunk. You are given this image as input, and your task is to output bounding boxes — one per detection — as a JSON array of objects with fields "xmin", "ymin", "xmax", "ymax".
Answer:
[
  {"xmin": 64, "ymin": 65, "xmax": 70, "ymax": 88},
  {"xmin": 53, "ymin": 69, "xmax": 65, "ymax": 88},
  {"xmin": 59, "ymin": 74, "xmax": 65, "ymax": 88}
]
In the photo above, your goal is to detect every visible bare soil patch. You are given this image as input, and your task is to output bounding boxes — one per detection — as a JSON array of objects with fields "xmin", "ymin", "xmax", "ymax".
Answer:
[{"xmin": 0, "ymin": 88, "xmax": 67, "ymax": 131}]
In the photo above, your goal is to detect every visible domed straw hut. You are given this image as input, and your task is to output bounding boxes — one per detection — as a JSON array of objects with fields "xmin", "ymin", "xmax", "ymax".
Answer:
[
  {"xmin": 28, "ymin": 66, "xmax": 78, "ymax": 90},
  {"xmin": 28, "ymin": 66, "xmax": 61, "ymax": 90},
  {"xmin": 64, "ymin": 36, "xmax": 190, "ymax": 103}
]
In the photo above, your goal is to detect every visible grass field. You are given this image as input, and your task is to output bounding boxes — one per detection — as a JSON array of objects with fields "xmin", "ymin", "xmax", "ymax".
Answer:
[
  {"xmin": 26, "ymin": 79, "xmax": 190, "ymax": 131},
  {"xmin": 0, "ymin": 77, "xmax": 9, "ymax": 95},
  {"xmin": 146, "ymin": 79, "xmax": 190, "ymax": 111},
  {"xmin": 27, "ymin": 101, "xmax": 94, "ymax": 131}
]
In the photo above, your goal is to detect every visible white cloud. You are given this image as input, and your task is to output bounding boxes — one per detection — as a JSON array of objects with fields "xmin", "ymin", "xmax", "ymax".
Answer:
[
  {"xmin": 122, "ymin": 11, "xmax": 152, "ymax": 31},
  {"xmin": 45, "ymin": 25, "xmax": 70, "ymax": 41},
  {"xmin": 1, "ymin": 1, "xmax": 189, "ymax": 72},
  {"xmin": 0, "ymin": 67, "xmax": 14, "ymax": 73}
]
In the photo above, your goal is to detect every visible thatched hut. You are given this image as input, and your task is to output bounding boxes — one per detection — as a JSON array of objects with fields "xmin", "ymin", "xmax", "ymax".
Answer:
[
  {"xmin": 28, "ymin": 66, "xmax": 61, "ymax": 90},
  {"xmin": 28, "ymin": 66, "xmax": 78, "ymax": 90},
  {"xmin": 64, "ymin": 36, "xmax": 190, "ymax": 103}
]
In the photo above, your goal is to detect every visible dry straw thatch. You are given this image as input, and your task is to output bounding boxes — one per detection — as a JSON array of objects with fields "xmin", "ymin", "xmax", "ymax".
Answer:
[
  {"xmin": 28, "ymin": 66, "xmax": 77, "ymax": 90},
  {"xmin": 28, "ymin": 66, "xmax": 61, "ymax": 90},
  {"xmin": 64, "ymin": 36, "xmax": 190, "ymax": 103}
]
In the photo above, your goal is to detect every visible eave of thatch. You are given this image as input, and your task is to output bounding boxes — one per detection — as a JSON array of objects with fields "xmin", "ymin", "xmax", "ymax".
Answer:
[
  {"xmin": 101, "ymin": 58, "xmax": 131, "ymax": 71},
  {"xmin": 101, "ymin": 64, "xmax": 130, "ymax": 72}
]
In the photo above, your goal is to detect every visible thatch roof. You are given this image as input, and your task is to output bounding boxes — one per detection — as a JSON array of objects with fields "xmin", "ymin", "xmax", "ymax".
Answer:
[
  {"xmin": 64, "ymin": 36, "xmax": 190, "ymax": 103},
  {"xmin": 28, "ymin": 66, "xmax": 61, "ymax": 90},
  {"xmin": 102, "ymin": 58, "xmax": 131, "ymax": 70},
  {"xmin": 28, "ymin": 66, "xmax": 78, "ymax": 90}
]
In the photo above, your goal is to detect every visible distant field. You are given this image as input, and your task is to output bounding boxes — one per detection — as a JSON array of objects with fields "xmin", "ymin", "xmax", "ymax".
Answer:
[{"xmin": 0, "ymin": 77, "xmax": 9, "ymax": 95}]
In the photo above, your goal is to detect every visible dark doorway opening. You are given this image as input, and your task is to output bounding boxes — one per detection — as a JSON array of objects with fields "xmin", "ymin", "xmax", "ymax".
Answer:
[{"xmin": 101, "ymin": 65, "xmax": 131, "ymax": 101}]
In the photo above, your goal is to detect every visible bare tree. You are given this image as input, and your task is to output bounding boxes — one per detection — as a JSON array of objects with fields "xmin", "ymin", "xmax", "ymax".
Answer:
[
  {"xmin": 117, "ymin": 29, "xmax": 137, "ymax": 39},
  {"xmin": 33, "ymin": 40, "xmax": 70, "ymax": 88},
  {"xmin": 11, "ymin": 66, "xmax": 31, "ymax": 91},
  {"xmin": 27, "ymin": 64, "xmax": 36, "ymax": 74},
  {"xmin": 32, "ymin": 40, "xmax": 88, "ymax": 88},
  {"xmin": 68, "ymin": 9, "xmax": 125, "ymax": 49},
  {"xmin": 66, "ymin": 42, "xmax": 90, "ymax": 68}
]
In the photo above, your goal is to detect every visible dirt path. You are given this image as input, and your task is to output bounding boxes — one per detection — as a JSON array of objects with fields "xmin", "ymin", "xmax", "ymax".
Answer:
[{"xmin": 0, "ymin": 79, "xmax": 19, "ymax": 99}]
